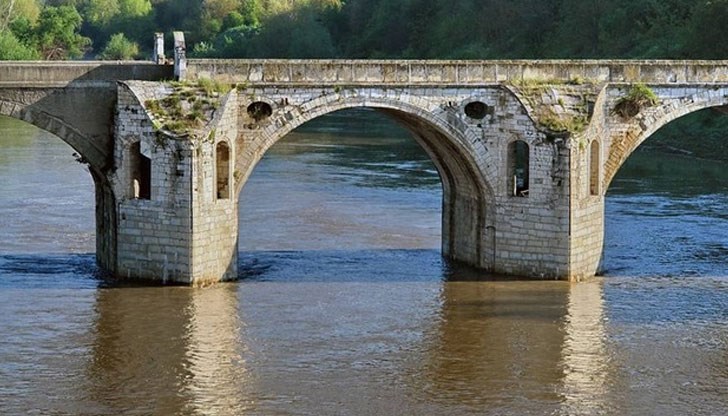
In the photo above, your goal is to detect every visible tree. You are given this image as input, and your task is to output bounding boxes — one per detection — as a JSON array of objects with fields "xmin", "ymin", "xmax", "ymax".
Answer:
[
  {"xmin": 98, "ymin": 32, "xmax": 138, "ymax": 59},
  {"xmin": 0, "ymin": 0, "xmax": 41, "ymax": 31},
  {"xmin": 33, "ymin": 5, "xmax": 90, "ymax": 59},
  {"xmin": 0, "ymin": 29, "xmax": 39, "ymax": 59},
  {"xmin": 684, "ymin": 0, "xmax": 728, "ymax": 59}
]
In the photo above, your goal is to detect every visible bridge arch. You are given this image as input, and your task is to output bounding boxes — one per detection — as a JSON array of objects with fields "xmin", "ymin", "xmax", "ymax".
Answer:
[
  {"xmin": 604, "ymin": 86, "xmax": 728, "ymax": 189},
  {"xmin": 235, "ymin": 94, "xmax": 496, "ymax": 268},
  {"xmin": 0, "ymin": 111, "xmax": 118, "ymax": 275},
  {"xmin": 0, "ymin": 99, "xmax": 109, "ymax": 175}
]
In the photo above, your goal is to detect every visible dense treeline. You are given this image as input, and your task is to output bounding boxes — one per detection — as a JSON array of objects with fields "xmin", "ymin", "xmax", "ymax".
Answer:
[{"xmin": 2, "ymin": 0, "xmax": 728, "ymax": 60}]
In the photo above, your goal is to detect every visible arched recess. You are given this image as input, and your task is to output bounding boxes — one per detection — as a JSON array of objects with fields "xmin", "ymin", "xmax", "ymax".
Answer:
[
  {"xmin": 604, "ymin": 90, "xmax": 728, "ymax": 189},
  {"xmin": 0, "ymin": 104, "xmax": 119, "ymax": 275},
  {"xmin": 128, "ymin": 142, "xmax": 151, "ymax": 200},
  {"xmin": 589, "ymin": 140, "xmax": 600, "ymax": 196},
  {"xmin": 235, "ymin": 97, "xmax": 496, "ymax": 269},
  {"xmin": 507, "ymin": 140, "xmax": 530, "ymax": 197},
  {"xmin": 215, "ymin": 141, "xmax": 231, "ymax": 200}
]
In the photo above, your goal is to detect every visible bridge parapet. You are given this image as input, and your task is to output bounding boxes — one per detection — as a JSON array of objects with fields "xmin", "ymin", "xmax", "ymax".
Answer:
[
  {"xmin": 187, "ymin": 59, "xmax": 728, "ymax": 86},
  {"xmin": 0, "ymin": 62, "xmax": 172, "ymax": 87}
]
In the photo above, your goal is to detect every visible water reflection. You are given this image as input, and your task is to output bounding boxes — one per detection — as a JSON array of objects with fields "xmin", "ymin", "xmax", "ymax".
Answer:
[
  {"xmin": 558, "ymin": 280, "xmax": 609, "ymax": 415},
  {"xmin": 87, "ymin": 284, "xmax": 252, "ymax": 415},
  {"xmin": 184, "ymin": 284, "xmax": 252, "ymax": 415},
  {"xmin": 422, "ymin": 281, "xmax": 569, "ymax": 414},
  {"xmin": 418, "ymin": 279, "xmax": 613, "ymax": 415}
]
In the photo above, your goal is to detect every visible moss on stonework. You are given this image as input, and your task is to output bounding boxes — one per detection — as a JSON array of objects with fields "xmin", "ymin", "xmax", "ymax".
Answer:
[
  {"xmin": 509, "ymin": 80, "xmax": 597, "ymax": 137},
  {"xmin": 144, "ymin": 78, "xmax": 232, "ymax": 137},
  {"xmin": 538, "ymin": 107, "xmax": 589, "ymax": 135}
]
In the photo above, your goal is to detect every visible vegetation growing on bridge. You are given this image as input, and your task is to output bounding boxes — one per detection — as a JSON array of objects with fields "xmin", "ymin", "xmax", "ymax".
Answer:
[
  {"xmin": 612, "ymin": 83, "xmax": 659, "ymax": 119},
  {"xmin": 509, "ymin": 79, "xmax": 597, "ymax": 137},
  {"xmin": 144, "ymin": 78, "xmax": 231, "ymax": 137}
]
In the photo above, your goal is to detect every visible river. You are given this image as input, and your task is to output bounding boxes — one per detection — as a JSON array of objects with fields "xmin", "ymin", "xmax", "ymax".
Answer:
[{"xmin": 0, "ymin": 111, "xmax": 726, "ymax": 415}]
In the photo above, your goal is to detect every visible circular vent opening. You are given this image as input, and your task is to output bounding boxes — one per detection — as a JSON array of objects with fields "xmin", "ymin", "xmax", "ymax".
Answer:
[
  {"xmin": 464, "ymin": 101, "xmax": 488, "ymax": 119},
  {"xmin": 247, "ymin": 101, "xmax": 273, "ymax": 121}
]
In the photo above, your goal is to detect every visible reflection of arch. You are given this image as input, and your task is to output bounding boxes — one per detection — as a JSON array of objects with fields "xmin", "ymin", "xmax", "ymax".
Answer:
[
  {"xmin": 508, "ymin": 140, "xmax": 530, "ymax": 197},
  {"xmin": 0, "ymin": 100, "xmax": 107, "ymax": 174},
  {"xmin": 589, "ymin": 140, "xmax": 600, "ymax": 196},
  {"xmin": 236, "ymin": 96, "xmax": 495, "ymax": 267},
  {"xmin": 215, "ymin": 141, "xmax": 231, "ymax": 200},
  {"xmin": 424, "ymin": 282, "xmax": 568, "ymax": 407}
]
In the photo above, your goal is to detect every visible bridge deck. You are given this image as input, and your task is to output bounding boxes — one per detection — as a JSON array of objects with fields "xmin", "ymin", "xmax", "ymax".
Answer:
[
  {"xmin": 2, "ymin": 60, "xmax": 728, "ymax": 87},
  {"xmin": 186, "ymin": 59, "xmax": 728, "ymax": 86}
]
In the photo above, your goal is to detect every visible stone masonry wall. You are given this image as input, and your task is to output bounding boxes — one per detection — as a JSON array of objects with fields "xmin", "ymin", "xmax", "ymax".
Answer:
[
  {"xmin": 113, "ymin": 83, "xmax": 195, "ymax": 283},
  {"xmin": 189, "ymin": 91, "xmax": 239, "ymax": 284}
]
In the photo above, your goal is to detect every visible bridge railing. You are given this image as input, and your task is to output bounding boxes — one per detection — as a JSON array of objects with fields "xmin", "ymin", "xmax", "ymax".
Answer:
[
  {"xmin": 0, "ymin": 62, "xmax": 172, "ymax": 87},
  {"xmin": 186, "ymin": 59, "xmax": 728, "ymax": 86}
]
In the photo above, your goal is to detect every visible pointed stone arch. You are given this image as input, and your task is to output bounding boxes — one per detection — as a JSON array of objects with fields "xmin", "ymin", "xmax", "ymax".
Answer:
[{"xmin": 0, "ymin": 99, "xmax": 119, "ymax": 277}]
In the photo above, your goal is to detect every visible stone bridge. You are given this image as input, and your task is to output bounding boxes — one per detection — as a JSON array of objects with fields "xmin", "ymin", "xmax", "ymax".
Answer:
[{"xmin": 2, "ymin": 56, "xmax": 728, "ymax": 285}]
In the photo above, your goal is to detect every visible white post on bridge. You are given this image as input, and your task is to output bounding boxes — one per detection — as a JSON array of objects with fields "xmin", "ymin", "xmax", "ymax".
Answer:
[
  {"xmin": 173, "ymin": 31, "xmax": 187, "ymax": 80},
  {"xmin": 152, "ymin": 33, "xmax": 165, "ymax": 64}
]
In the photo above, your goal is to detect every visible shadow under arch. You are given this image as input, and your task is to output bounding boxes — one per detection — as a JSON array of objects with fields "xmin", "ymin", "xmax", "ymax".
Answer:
[{"xmin": 236, "ymin": 98, "xmax": 496, "ymax": 268}]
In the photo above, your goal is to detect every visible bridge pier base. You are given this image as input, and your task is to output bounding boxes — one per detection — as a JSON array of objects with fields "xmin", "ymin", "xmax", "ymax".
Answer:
[{"xmin": 109, "ymin": 82, "xmax": 239, "ymax": 285}]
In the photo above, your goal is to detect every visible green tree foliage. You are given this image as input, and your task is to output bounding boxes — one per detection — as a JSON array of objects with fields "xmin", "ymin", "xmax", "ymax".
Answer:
[
  {"xmin": 98, "ymin": 32, "xmax": 139, "ymax": 59},
  {"xmin": 0, "ymin": 30, "xmax": 39, "ymax": 59},
  {"xmin": 33, "ymin": 5, "xmax": 90, "ymax": 59},
  {"xmin": 684, "ymin": 0, "xmax": 728, "ymax": 59},
  {"xmin": 0, "ymin": 0, "xmax": 42, "ymax": 32},
  {"xmin": 7, "ymin": 0, "xmax": 728, "ymax": 62}
]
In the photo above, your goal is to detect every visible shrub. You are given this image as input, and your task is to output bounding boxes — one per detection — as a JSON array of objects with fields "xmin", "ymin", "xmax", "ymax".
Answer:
[{"xmin": 98, "ymin": 33, "xmax": 139, "ymax": 60}]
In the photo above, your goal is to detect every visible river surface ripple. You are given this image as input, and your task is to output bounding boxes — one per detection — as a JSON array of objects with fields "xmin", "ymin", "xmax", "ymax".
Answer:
[{"xmin": 0, "ymin": 112, "xmax": 727, "ymax": 415}]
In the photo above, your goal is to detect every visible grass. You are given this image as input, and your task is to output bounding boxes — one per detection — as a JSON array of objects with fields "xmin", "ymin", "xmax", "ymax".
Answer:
[
  {"xmin": 613, "ymin": 83, "xmax": 659, "ymax": 118},
  {"xmin": 144, "ymin": 78, "xmax": 233, "ymax": 137}
]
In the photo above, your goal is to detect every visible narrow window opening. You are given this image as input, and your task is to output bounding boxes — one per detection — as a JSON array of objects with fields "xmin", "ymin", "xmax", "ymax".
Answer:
[
  {"xmin": 509, "ymin": 140, "xmax": 530, "ymax": 197},
  {"xmin": 589, "ymin": 140, "xmax": 600, "ymax": 196},
  {"xmin": 130, "ymin": 142, "xmax": 151, "ymax": 200},
  {"xmin": 216, "ymin": 141, "xmax": 231, "ymax": 199}
]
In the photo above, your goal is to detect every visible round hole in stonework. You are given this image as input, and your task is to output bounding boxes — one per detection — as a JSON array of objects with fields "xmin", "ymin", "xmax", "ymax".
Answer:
[
  {"xmin": 464, "ymin": 101, "xmax": 488, "ymax": 119},
  {"xmin": 247, "ymin": 101, "xmax": 272, "ymax": 121}
]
